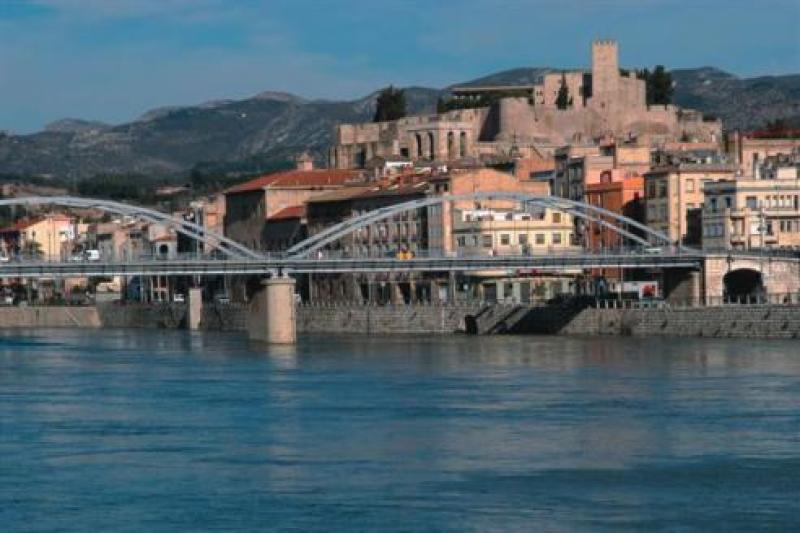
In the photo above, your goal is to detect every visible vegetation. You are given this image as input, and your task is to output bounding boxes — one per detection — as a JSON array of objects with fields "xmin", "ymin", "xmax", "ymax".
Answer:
[
  {"xmin": 436, "ymin": 89, "xmax": 532, "ymax": 113},
  {"xmin": 638, "ymin": 65, "xmax": 674, "ymax": 106},
  {"xmin": 753, "ymin": 119, "xmax": 800, "ymax": 138},
  {"xmin": 373, "ymin": 86, "xmax": 407, "ymax": 122},
  {"xmin": 189, "ymin": 157, "xmax": 293, "ymax": 193},
  {"xmin": 75, "ymin": 173, "xmax": 168, "ymax": 203},
  {"xmin": 555, "ymin": 72, "xmax": 571, "ymax": 110}
]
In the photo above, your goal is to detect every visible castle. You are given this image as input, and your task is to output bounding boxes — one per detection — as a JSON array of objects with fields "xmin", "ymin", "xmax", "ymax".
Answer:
[{"xmin": 329, "ymin": 41, "xmax": 722, "ymax": 169}]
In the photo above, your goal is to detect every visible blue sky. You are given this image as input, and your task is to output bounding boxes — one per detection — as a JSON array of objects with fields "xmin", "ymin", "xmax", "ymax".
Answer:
[{"xmin": 1, "ymin": 0, "xmax": 798, "ymax": 133}]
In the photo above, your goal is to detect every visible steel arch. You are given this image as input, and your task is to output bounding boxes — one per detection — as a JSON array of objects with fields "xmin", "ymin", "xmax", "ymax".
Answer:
[
  {"xmin": 0, "ymin": 196, "xmax": 261, "ymax": 259},
  {"xmin": 286, "ymin": 192, "xmax": 683, "ymax": 258}
]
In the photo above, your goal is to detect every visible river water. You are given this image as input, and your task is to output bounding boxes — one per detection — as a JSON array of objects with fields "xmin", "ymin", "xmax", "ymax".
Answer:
[{"xmin": 0, "ymin": 330, "xmax": 798, "ymax": 532}]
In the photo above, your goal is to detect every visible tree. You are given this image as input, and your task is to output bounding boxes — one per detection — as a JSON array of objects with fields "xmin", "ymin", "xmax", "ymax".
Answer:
[
  {"xmin": 373, "ymin": 86, "xmax": 407, "ymax": 122},
  {"xmin": 555, "ymin": 72, "xmax": 571, "ymax": 110},
  {"xmin": 639, "ymin": 65, "xmax": 674, "ymax": 106}
]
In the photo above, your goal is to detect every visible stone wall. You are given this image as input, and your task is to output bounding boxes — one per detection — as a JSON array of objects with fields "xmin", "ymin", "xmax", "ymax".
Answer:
[
  {"xmin": 297, "ymin": 304, "xmax": 483, "ymax": 335},
  {"xmin": 96, "ymin": 303, "xmax": 187, "ymax": 329},
  {"xmin": 546, "ymin": 305, "xmax": 800, "ymax": 339},
  {"xmin": 0, "ymin": 306, "xmax": 101, "ymax": 328},
  {"xmin": 5, "ymin": 301, "xmax": 799, "ymax": 340}
]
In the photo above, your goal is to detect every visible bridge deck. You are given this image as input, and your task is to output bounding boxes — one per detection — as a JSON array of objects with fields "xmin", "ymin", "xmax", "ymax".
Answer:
[{"xmin": 0, "ymin": 253, "xmax": 705, "ymax": 277}]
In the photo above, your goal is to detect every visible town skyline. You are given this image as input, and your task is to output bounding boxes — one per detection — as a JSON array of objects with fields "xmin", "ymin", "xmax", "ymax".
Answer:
[{"xmin": 1, "ymin": 0, "xmax": 798, "ymax": 133}]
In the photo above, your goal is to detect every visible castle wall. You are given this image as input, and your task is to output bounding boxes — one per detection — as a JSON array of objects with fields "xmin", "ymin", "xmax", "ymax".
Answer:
[{"xmin": 330, "ymin": 40, "xmax": 722, "ymax": 169}]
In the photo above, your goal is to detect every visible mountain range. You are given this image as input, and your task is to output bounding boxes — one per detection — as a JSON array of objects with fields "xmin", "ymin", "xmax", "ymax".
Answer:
[{"xmin": 0, "ymin": 67, "xmax": 798, "ymax": 183}]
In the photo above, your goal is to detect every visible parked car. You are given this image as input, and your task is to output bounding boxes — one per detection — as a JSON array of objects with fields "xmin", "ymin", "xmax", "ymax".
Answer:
[
  {"xmin": 84, "ymin": 250, "xmax": 101, "ymax": 261},
  {"xmin": 173, "ymin": 293, "xmax": 185, "ymax": 303}
]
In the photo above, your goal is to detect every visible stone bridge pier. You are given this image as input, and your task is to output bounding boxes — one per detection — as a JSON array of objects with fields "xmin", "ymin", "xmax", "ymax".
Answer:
[
  {"xmin": 247, "ymin": 277, "xmax": 297, "ymax": 344},
  {"xmin": 662, "ymin": 267, "xmax": 703, "ymax": 304}
]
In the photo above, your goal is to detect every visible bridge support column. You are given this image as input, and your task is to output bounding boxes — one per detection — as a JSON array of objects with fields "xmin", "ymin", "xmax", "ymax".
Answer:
[
  {"xmin": 187, "ymin": 287, "xmax": 203, "ymax": 330},
  {"xmin": 663, "ymin": 268, "xmax": 703, "ymax": 306},
  {"xmin": 247, "ymin": 277, "xmax": 297, "ymax": 344}
]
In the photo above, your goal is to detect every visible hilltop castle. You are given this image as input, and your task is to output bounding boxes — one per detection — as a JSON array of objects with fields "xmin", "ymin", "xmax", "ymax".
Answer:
[{"xmin": 329, "ymin": 40, "xmax": 722, "ymax": 169}]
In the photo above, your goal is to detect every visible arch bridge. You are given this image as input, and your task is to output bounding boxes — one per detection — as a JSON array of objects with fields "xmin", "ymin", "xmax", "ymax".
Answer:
[{"xmin": 0, "ymin": 193, "xmax": 703, "ymax": 276}]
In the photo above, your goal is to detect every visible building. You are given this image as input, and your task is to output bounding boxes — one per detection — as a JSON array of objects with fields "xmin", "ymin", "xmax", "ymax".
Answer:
[
  {"xmin": 645, "ymin": 161, "xmax": 738, "ymax": 244},
  {"xmin": 702, "ymin": 154, "xmax": 800, "ymax": 251},
  {"xmin": 426, "ymin": 168, "xmax": 551, "ymax": 255},
  {"xmin": 452, "ymin": 206, "xmax": 577, "ymax": 255},
  {"xmin": 449, "ymin": 205, "xmax": 580, "ymax": 302},
  {"xmin": 305, "ymin": 179, "xmax": 430, "ymax": 303},
  {"xmin": 0, "ymin": 214, "xmax": 75, "ymax": 260},
  {"xmin": 727, "ymin": 131, "xmax": 800, "ymax": 176},
  {"xmin": 330, "ymin": 40, "xmax": 721, "ymax": 170},
  {"xmin": 585, "ymin": 170, "xmax": 645, "ymax": 251},
  {"xmin": 224, "ymin": 158, "xmax": 364, "ymax": 252}
]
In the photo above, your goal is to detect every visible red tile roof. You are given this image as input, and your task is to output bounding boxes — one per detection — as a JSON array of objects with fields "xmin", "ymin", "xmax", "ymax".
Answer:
[
  {"xmin": 225, "ymin": 169, "xmax": 364, "ymax": 194},
  {"xmin": 268, "ymin": 205, "xmax": 307, "ymax": 221}
]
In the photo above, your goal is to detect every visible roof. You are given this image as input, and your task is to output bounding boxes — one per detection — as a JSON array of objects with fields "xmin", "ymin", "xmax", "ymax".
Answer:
[
  {"xmin": 268, "ymin": 205, "xmax": 307, "ymax": 221},
  {"xmin": 0, "ymin": 218, "xmax": 44, "ymax": 233},
  {"xmin": 0, "ymin": 215, "xmax": 72, "ymax": 234},
  {"xmin": 225, "ymin": 169, "xmax": 364, "ymax": 194},
  {"xmin": 306, "ymin": 186, "xmax": 376, "ymax": 204}
]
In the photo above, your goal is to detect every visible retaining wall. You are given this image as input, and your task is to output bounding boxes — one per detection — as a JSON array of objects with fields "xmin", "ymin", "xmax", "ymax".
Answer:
[
  {"xmin": 96, "ymin": 303, "xmax": 187, "ymax": 329},
  {"xmin": 557, "ymin": 305, "xmax": 800, "ymax": 339},
  {"xmin": 3, "ymin": 302, "xmax": 799, "ymax": 340},
  {"xmin": 297, "ymin": 304, "xmax": 483, "ymax": 335},
  {"xmin": 0, "ymin": 306, "xmax": 101, "ymax": 328}
]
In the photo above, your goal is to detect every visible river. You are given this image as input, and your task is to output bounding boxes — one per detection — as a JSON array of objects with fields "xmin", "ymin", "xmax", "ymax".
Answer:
[{"xmin": 1, "ymin": 330, "xmax": 798, "ymax": 531}]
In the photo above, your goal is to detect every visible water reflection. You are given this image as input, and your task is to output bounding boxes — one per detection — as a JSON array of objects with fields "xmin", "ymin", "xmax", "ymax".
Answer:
[{"xmin": 1, "ymin": 329, "xmax": 798, "ymax": 531}]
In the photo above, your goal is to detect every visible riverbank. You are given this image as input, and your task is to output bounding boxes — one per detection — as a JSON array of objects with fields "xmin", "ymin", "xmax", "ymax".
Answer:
[{"xmin": 1, "ymin": 302, "xmax": 799, "ymax": 339}]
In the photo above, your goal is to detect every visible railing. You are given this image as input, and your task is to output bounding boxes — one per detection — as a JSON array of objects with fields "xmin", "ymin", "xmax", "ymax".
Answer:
[{"xmin": 593, "ymin": 293, "xmax": 800, "ymax": 309}]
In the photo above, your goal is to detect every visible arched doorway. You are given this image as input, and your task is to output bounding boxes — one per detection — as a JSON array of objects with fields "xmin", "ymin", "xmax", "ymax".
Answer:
[{"xmin": 723, "ymin": 269, "xmax": 764, "ymax": 301}]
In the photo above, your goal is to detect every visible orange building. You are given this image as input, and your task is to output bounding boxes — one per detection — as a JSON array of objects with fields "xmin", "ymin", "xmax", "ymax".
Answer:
[{"xmin": 584, "ymin": 170, "xmax": 645, "ymax": 251}]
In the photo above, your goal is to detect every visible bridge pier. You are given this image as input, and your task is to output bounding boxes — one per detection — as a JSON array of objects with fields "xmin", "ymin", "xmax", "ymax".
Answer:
[
  {"xmin": 247, "ymin": 277, "xmax": 297, "ymax": 344},
  {"xmin": 663, "ymin": 268, "xmax": 703, "ymax": 306},
  {"xmin": 187, "ymin": 287, "xmax": 203, "ymax": 330}
]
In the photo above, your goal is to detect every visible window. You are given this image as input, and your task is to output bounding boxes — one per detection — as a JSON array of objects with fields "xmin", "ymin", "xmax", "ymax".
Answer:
[
  {"xmin": 482, "ymin": 234, "xmax": 493, "ymax": 248},
  {"xmin": 746, "ymin": 196, "xmax": 757, "ymax": 210},
  {"xmin": 535, "ymin": 233, "xmax": 545, "ymax": 245},
  {"xmin": 518, "ymin": 234, "xmax": 528, "ymax": 245},
  {"xmin": 500, "ymin": 234, "xmax": 510, "ymax": 246},
  {"xmin": 552, "ymin": 212, "xmax": 562, "ymax": 223},
  {"xmin": 505, "ymin": 212, "xmax": 513, "ymax": 221},
  {"xmin": 552, "ymin": 232, "xmax": 562, "ymax": 245},
  {"xmin": 710, "ymin": 198, "xmax": 718, "ymax": 212},
  {"xmin": 725, "ymin": 197, "xmax": 732, "ymax": 209},
  {"xmin": 456, "ymin": 236, "xmax": 466, "ymax": 247}
]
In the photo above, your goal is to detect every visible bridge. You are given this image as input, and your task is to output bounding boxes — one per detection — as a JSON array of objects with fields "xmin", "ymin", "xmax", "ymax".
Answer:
[{"xmin": 0, "ymin": 194, "xmax": 798, "ymax": 342}]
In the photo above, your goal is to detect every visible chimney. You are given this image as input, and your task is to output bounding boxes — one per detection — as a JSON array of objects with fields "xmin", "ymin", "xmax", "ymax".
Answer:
[{"xmin": 295, "ymin": 151, "xmax": 314, "ymax": 171}]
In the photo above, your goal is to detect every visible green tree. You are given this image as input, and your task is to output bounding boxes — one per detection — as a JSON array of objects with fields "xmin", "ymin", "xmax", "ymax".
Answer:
[
  {"xmin": 639, "ymin": 65, "xmax": 674, "ymax": 106},
  {"xmin": 373, "ymin": 86, "xmax": 407, "ymax": 122},
  {"xmin": 555, "ymin": 72, "xmax": 571, "ymax": 110}
]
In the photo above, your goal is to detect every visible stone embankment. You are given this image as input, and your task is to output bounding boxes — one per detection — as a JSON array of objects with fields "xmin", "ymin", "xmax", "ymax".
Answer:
[
  {"xmin": 1, "ymin": 302, "xmax": 799, "ymax": 340},
  {"xmin": 0, "ymin": 306, "xmax": 101, "ymax": 328}
]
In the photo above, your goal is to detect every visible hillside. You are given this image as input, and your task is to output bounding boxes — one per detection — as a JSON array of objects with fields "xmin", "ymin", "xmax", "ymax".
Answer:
[{"xmin": 0, "ymin": 68, "xmax": 796, "ymax": 183}]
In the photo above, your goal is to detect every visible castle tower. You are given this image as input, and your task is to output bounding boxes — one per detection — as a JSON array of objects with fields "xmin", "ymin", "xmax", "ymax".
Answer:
[{"xmin": 591, "ymin": 40, "xmax": 619, "ymax": 111}]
